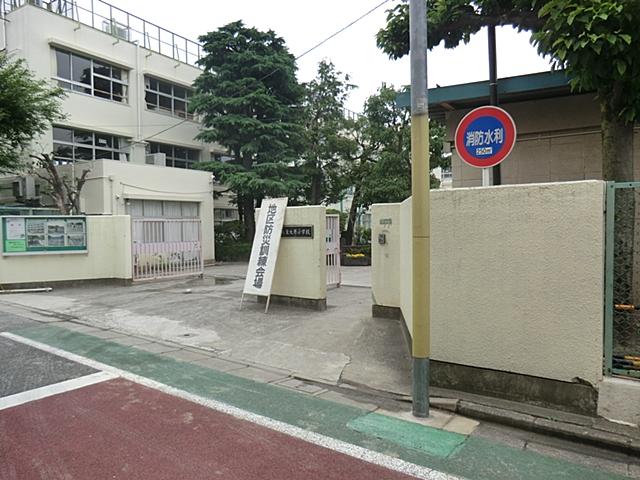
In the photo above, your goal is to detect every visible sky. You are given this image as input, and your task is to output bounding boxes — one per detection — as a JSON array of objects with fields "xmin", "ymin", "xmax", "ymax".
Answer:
[{"xmin": 107, "ymin": 0, "xmax": 553, "ymax": 112}]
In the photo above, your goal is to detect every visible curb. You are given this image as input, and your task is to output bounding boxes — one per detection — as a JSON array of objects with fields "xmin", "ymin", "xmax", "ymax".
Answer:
[
  {"xmin": 454, "ymin": 400, "xmax": 640, "ymax": 456},
  {"xmin": 301, "ymin": 374, "xmax": 640, "ymax": 456}
]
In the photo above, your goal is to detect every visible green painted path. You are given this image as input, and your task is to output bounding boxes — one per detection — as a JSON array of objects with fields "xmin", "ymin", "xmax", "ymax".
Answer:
[{"xmin": 9, "ymin": 324, "xmax": 625, "ymax": 480}]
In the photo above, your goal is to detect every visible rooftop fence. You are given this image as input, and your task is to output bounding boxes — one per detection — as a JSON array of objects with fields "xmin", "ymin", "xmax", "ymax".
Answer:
[{"xmin": 2, "ymin": 0, "xmax": 203, "ymax": 67}]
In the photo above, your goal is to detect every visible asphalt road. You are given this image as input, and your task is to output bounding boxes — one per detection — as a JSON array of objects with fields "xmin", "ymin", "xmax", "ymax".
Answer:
[
  {"xmin": 0, "ymin": 333, "xmax": 431, "ymax": 480},
  {"xmin": 2, "ymin": 376, "xmax": 418, "ymax": 480},
  {"xmin": 0, "ymin": 310, "xmax": 38, "ymax": 331}
]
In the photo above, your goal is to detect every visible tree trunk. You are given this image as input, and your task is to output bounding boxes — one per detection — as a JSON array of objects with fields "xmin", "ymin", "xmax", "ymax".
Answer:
[
  {"xmin": 236, "ymin": 199, "xmax": 244, "ymax": 225},
  {"xmin": 310, "ymin": 169, "xmax": 322, "ymax": 205},
  {"xmin": 344, "ymin": 189, "xmax": 359, "ymax": 245},
  {"xmin": 241, "ymin": 154, "xmax": 255, "ymax": 241},
  {"xmin": 601, "ymin": 85, "xmax": 634, "ymax": 181},
  {"xmin": 601, "ymin": 86, "xmax": 637, "ymax": 318},
  {"xmin": 242, "ymin": 196, "xmax": 256, "ymax": 241}
]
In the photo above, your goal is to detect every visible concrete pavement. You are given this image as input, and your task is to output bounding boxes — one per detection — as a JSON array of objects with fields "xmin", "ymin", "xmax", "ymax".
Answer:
[{"xmin": 0, "ymin": 264, "xmax": 411, "ymax": 395}]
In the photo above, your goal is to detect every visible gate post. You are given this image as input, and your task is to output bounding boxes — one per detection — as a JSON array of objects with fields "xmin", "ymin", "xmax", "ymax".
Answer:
[{"xmin": 604, "ymin": 182, "xmax": 615, "ymax": 376}]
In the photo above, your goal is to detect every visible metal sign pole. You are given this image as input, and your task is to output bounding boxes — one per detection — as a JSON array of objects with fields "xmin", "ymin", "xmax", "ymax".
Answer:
[
  {"xmin": 488, "ymin": 24, "xmax": 501, "ymax": 186},
  {"xmin": 409, "ymin": 0, "xmax": 430, "ymax": 418},
  {"xmin": 482, "ymin": 168, "xmax": 491, "ymax": 187}
]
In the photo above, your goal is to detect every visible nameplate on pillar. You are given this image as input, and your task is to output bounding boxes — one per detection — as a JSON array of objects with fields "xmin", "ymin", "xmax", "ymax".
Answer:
[{"xmin": 281, "ymin": 225, "xmax": 314, "ymax": 239}]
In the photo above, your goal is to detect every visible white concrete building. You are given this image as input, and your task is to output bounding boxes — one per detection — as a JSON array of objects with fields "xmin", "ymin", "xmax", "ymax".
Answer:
[{"xmin": 0, "ymin": 0, "xmax": 228, "ymax": 262}]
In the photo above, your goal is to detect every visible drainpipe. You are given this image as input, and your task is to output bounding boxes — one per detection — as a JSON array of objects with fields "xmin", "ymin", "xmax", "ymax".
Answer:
[
  {"xmin": 135, "ymin": 40, "xmax": 142, "ymax": 146},
  {"xmin": 109, "ymin": 175, "xmax": 115, "ymax": 215},
  {"xmin": 0, "ymin": 287, "xmax": 53, "ymax": 294}
]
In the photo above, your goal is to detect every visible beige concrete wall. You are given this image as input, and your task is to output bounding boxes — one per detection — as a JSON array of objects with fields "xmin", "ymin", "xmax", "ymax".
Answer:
[
  {"xmin": 371, "ymin": 203, "xmax": 402, "ymax": 308},
  {"xmin": 79, "ymin": 160, "xmax": 215, "ymax": 261},
  {"xmin": 447, "ymin": 94, "xmax": 624, "ymax": 187},
  {"xmin": 256, "ymin": 205, "xmax": 327, "ymax": 301},
  {"xmin": 372, "ymin": 181, "xmax": 605, "ymax": 385},
  {"xmin": 0, "ymin": 215, "xmax": 131, "ymax": 284}
]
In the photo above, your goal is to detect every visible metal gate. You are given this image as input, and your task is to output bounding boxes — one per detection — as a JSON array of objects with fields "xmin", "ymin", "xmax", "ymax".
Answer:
[
  {"xmin": 604, "ymin": 182, "xmax": 640, "ymax": 378},
  {"xmin": 131, "ymin": 218, "xmax": 203, "ymax": 281},
  {"xmin": 326, "ymin": 214, "xmax": 341, "ymax": 287}
]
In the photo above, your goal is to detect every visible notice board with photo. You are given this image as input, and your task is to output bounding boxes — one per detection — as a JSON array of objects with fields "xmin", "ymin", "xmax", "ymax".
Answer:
[{"xmin": 1, "ymin": 216, "xmax": 88, "ymax": 255}]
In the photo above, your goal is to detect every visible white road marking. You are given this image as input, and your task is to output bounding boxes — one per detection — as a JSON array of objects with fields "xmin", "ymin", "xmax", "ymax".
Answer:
[
  {"xmin": 0, "ymin": 332, "xmax": 462, "ymax": 480},
  {"xmin": 0, "ymin": 371, "xmax": 116, "ymax": 411}
]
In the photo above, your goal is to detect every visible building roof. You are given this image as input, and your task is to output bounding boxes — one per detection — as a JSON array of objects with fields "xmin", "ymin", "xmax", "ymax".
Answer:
[{"xmin": 396, "ymin": 70, "xmax": 576, "ymax": 120}]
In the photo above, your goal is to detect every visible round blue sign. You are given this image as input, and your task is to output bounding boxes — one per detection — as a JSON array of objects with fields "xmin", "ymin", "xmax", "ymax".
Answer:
[{"xmin": 454, "ymin": 106, "xmax": 517, "ymax": 168}]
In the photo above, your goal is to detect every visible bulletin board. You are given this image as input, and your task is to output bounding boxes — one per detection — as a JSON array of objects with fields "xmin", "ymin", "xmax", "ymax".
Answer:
[{"xmin": 1, "ymin": 216, "xmax": 87, "ymax": 255}]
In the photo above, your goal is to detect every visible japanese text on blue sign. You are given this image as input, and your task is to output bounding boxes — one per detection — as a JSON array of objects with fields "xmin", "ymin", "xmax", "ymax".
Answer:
[{"xmin": 464, "ymin": 117, "xmax": 505, "ymax": 158}]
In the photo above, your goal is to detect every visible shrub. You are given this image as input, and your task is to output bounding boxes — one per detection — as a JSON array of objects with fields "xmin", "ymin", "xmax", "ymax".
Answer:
[
  {"xmin": 354, "ymin": 226, "xmax": 371, "ymax": 245},
  {"xmin": 215, "ymin": 221, "xmax": 251, "ymax": 261},
  {"xmin": 215, "ymin": 220, "xmax": 243, "ymax": 243},
  {"xmin": 216, "ymin": 242, "xmax": 252, "ymax": 261},
  {"xmin": 344, "ymin": 245, "xmax": 371, "ymax": 256}
]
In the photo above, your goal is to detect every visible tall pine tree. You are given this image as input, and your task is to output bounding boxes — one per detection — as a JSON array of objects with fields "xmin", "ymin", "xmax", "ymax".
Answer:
[{"xmin": 192, "ymin": 21, "xmax": 305, "ymax": 240}]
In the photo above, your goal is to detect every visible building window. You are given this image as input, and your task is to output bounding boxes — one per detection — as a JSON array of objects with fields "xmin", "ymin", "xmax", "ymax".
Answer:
[
  {"xmin": 54, "ymin": 48, "xmax": 128, "ymax": 103},
  {"xmin": 127, "ymin": 200, "xmax": 199, "ymax": 219},
  {"xmin": 53, "ymin": 126, "xmax": 127, "ymax": 164},
  {"xmin": 148, "ymin": 142, "xmax": 200, "ymax": 169},
  {"xmin": 213, "ymin": 153, "xmax": 235, "ymax": 163},
  {"xmin": 214, "ymin": 208, "xmax": 239, "ymax": 221},
  {"xmin": 145, "ymin": 76, "xmax": 193, "ymax": 119}
]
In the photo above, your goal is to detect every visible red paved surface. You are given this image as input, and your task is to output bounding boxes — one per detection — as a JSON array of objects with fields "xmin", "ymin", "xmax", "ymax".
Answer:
[{"xmin": 0, "ymin": 378, "xmax": 417, "ymax": 479}]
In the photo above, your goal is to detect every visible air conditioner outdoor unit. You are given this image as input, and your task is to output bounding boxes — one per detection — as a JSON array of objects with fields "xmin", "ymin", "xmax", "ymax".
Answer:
[
  {"xmin": 12, "ymin": 176, "xmax": 38, "ymax": 200},
  {"xmin": 102, "ymin": 19, "xmax": 130, "ymax": 41},
  {"xmin": 145, "ymin": 153, "xmax": 166, "ymax": 166}
]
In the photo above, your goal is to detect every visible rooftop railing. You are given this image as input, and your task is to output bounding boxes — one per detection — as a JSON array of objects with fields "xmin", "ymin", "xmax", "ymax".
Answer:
[{"xmin": 2, "ymin": 0, "xmax": 203, "ymax": 67}]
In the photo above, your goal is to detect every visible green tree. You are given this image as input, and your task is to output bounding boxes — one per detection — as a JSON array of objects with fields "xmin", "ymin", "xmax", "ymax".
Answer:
[
  {"xmin": 532, "ymin": 0, "xmax": 640, "ymax": 181},
  {"xmin": 376, "ymin": 1, "xmax": 542, "ymax": 57},
  {"xmin": 0, "ymin": 52, "xmax": 64, "ymax": 172},
  {"xmin": 376, "ymin": 0, "xmax": 640, "ymax": 181},
  {"xmin": 192, "ymin": 21, "xmax": 305, "ymax": 240},
  {"xmin": 301, "ymin": 60, "xmax": 357, "ymax": 205},
  {"xmin": 357, "ymin": 85, "xmax": 447, "ymax": 207},
  {"xmin": 342, "ymin": 85, "xmax": 448, "ymax": 244}
]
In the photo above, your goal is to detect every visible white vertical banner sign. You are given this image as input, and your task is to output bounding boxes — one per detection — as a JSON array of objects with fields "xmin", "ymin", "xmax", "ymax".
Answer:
[{"xmin": 242, "ymin": 197, "xmax": 288, "ymax": 312}]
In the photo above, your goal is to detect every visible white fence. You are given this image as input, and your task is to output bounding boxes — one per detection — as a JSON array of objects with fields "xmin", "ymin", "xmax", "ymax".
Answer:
[
  {"xmin": 131, "ymin": 218, "xmax": 203, "ymax": 281},
  {"xmin": 326, "ymin": 215, "xmax": 341, "ymax": 287}
]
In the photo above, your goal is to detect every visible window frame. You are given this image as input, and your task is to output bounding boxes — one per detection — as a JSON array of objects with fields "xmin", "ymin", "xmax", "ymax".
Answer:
[
  {"xmin": 147, "ymin": 142, "xmax": 200, "ymax": 169},
  {"xmin": 53, "ymin": 126, "xmax": 128, "ymax": 164},
  {"xmin": 144, "ymin": 75, "xmax": 194, "ymax": 120},
  {"xmin": 53, "ymin": 48, "xmax": 129, "ymax": 104}
]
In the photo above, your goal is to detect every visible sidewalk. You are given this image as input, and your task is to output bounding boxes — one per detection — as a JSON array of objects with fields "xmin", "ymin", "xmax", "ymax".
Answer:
[
  {"xmin": 0, "ymin": 264, "xmax": 411, "ymax": 394},
  {"xmin": 0, "ymin": 265, "xmax": 639, "ymax": 477},
  {"xmin": 3, "ymin": 320, "xmax": 637, "ymax": 479}
]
